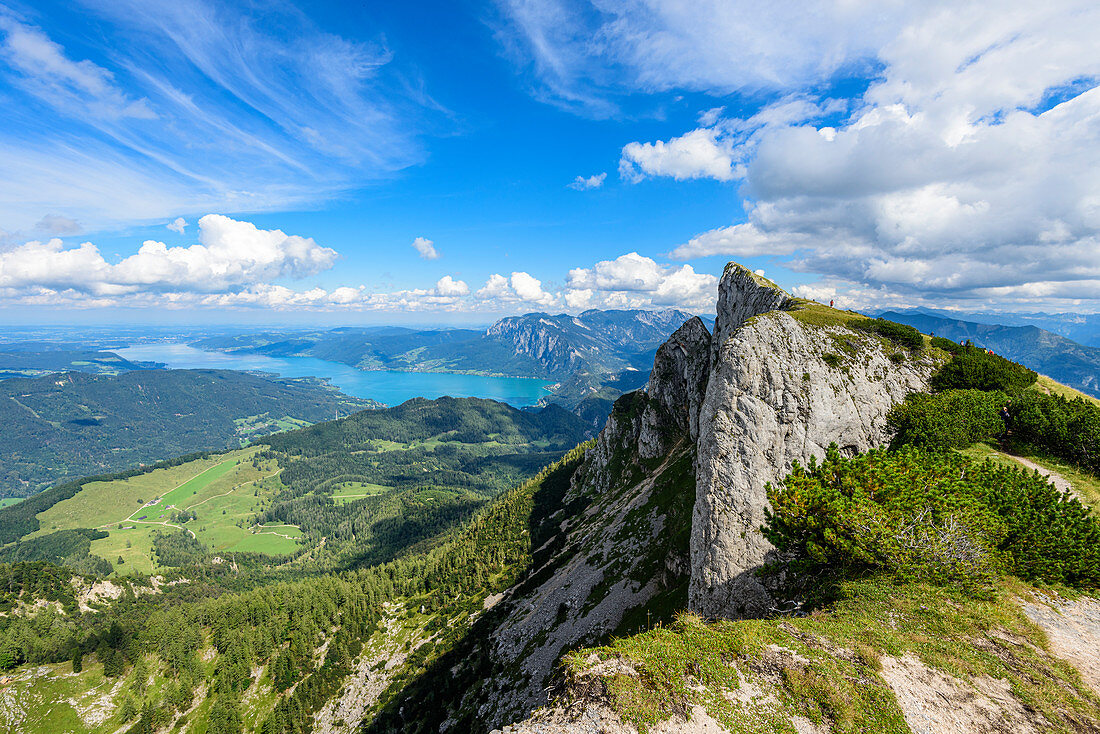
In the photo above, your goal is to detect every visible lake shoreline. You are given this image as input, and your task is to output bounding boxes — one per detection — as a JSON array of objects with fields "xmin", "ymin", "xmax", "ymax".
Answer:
[{"xmin": 116, "ymin": 343, "xmax": 555, "ymax": 408}]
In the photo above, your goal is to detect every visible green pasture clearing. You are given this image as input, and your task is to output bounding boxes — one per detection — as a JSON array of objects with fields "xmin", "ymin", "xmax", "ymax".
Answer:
[
  {"xmin": 30, "ymin": 451, "xmax": 246, "ymax": 537},
  {"xmin": 233, "ymin": 412, "xmax": 312, "ymax": 441},
  {"xmin": 228, "ymin": 531, "xmax": 300, "ymax": 555},
  {"xmin": 127, "ymin": 457, "xmax": 239, "ymax": 521},
  {"xmin": 188, "ymin": 480, "xmax": 300, "ymax": 556},
  {"xmin": 0, "ymin": 497, "xmax": 23, "ymax": 508},
  {"xmin": 90, "ymin": 523, "xmax": 165, "ymax": 574},
  {"xmin": 27, "ymin": 446, "xmax": 293, "ymax": 571},
  {"xmin": 331, "ymin": 481, "xmax": 391, "ymax": 504},
  {"xmin": 365, "ymin": 439, "xmax": 409, "ymax": 451},
  {"xmin": 258, "ymin": 522, "xmax": 303, "ymax": 537}
]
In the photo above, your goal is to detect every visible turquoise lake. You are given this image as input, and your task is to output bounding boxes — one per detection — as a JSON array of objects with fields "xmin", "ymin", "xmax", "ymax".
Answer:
[{"xmin": 116, "ymin": 343, "xmax": 553, "ymax": 408}]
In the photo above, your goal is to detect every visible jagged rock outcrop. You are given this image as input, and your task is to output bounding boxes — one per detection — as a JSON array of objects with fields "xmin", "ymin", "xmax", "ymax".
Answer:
[
  {"xmin": 689, "ymin": 263, "xmax": 938, "ymax": 618},
  {"xmin": 369, "ymin": 262, "xmax": 943, "ymax": 732},
  {"xmin": 643, "ymin": 316, "xmax": 712, "ymax": 445}
]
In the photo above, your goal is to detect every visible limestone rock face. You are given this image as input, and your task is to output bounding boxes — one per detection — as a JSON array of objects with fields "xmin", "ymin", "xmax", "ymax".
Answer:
[
  {"xmin": 688, "ymin": 269, "xmax": 936, "ymax": 618},
  {"xmin": 641, "ymin": 316, "xmax": 712, "ymax": 454},
  {"xmin": 710, "ymin": 263, "xmax": 793, "ymax": 347}
]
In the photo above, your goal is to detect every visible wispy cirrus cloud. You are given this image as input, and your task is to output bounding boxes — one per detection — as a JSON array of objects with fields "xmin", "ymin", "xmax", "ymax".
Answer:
[{"xmin": 0, "ymin": 1, "xmax": 438, "ymax": 234}]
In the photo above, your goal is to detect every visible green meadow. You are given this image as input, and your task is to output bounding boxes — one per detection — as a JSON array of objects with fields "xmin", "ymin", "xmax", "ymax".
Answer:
[
  {"xmin": 28, "ymin": 447, "xmax": 301, "ymax": 574},
  {"xmin": 331, "ymin": 481, "xmax": 391, "ymax": 505}
]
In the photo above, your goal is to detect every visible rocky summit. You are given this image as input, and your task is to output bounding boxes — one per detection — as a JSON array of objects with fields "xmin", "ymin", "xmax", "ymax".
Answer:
[{"xmin": 689, "ymin": 264, "xmax": 937, "ymax": 618}]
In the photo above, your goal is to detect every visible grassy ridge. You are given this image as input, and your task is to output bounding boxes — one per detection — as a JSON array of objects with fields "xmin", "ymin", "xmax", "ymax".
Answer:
[{"xmin": 566, "ymin": 579, "xmax": 1100, "ymax": 733}]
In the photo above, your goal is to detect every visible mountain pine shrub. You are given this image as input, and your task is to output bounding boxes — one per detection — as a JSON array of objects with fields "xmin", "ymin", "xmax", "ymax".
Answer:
[
  {"xmin": 931, "ymin": 349, "xmax": 1038, "ymax": 392},
  {"xmin": 887, "ymin": 389, "xmax": 1007, "ymax": 450},
  {"xmin": 1008, "ymin": 391, "xmax": 1100, "ymax": 474},
  {"xmin": 850, "ymin": 317, "xmax": 924, "ymax": 350},
  {"xmin": 930, "ymin": 335, "xmax": 964, "ymax": 354},
  {"xmin": 764, "ymin": 445, "xmax": 1100, "ymax": 595}
]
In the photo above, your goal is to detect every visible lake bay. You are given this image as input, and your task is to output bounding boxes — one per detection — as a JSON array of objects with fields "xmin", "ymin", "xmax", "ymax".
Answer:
[{"xmin": 116, "ymin": 343, "xmax": 553, "ymax": 408}]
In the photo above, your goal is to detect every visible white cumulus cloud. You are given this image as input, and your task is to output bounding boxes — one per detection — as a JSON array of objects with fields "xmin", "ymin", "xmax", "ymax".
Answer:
[
  {"xmin": 566, "ymin": 252, "xmax": 717, "ymax": 310},
  {"xmin": 620, "ymin": 128, "xmax": 736, "ymax": 182},
  {"xmin": 568, "ymin": 172, "xmax": 606, "ymax": 190},
  {"xmin": 433, "ymin": 275, "xmax": 469, "ymax": 297},
  {"xmin": 167, "ymin": 217, "xmax": 187, "ymax": 234},
  {"xmin": 477, "ymin": 272, "xmax": 555, "ymax": 307},
  {"xmin": 504, "ymin": 0, "xmax": 1100, "ymax": 311},
  {"xmin": 411, "ymin": 236, "xmax": 440, "ymax": 260},
  {"xmin": 0, "ymin": 214, "xmax": 337, "ymax": 295}
]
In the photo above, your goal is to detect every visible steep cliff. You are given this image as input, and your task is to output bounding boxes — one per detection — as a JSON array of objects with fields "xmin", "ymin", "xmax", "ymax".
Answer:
[
  {"xmin": 485, "ymin": 309, "xmax": 693, "ymax": 378},
  {"xmin": 691, "ymin": 264, "xmax": 938, "ymax": 617},
  {"xmin": 460, "ymin": 317, "xmax": 713, "ymax": 728}
]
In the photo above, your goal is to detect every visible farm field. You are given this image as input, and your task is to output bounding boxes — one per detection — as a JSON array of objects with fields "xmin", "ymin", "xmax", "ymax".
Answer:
[{"xmin": 0, "ymin": 497, "xmax": 22, "ymax": 508}]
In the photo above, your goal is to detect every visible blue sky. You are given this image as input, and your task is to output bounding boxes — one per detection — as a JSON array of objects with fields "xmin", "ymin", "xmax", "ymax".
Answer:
[{"xmin": 1, "ymin": 0, "xmax": 1099, "ymax": 323}]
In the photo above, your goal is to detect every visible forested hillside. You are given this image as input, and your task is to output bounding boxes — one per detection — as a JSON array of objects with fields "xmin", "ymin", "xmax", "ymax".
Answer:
[
  {"xmin": 0, "ymin": 396, "xmax": 591, "ymax": 733},
  {"xmin": 0, "ymin": 349, "xmax": 157, "ymax": 380},
  {"xmin": 0, "ymin": 369, "xmax": 373, "ymax": 497},
  {"xmin": 255, "ymin": 397, "xmax": 588, "ymax": 569}
]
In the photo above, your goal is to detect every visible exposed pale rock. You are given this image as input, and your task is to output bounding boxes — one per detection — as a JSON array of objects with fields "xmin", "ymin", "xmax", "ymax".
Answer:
[
  {"xmin": 689, "ymin": 265, "xmax": 935, "ymax": 618},
  {"xmin": 643, "ymin": 316, "xmax": 712, "ymax": 446}
]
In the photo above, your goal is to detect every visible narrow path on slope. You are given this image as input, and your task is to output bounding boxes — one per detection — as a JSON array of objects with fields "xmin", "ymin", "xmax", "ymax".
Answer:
[
  {"xmin": 184, "ymin": 469, "xmax": 283, "ymax": 510},
  {"xmin": 129, "ymin": 518, "xmax": 195, "ymax": 539}
]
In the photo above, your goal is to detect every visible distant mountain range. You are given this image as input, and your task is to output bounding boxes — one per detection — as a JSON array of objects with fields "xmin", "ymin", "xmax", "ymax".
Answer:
[
  {"xmin": 878, "ymin": 310, "xmax": 1100, "ymax": 397},
  {"xmin": 191, "ymin": 309, "xmax": 695, "ymax": 380},
  {"xmin": 0, "ymin": 348, "xmax": 157, "ymax": 380},
  {"xmin": 191, "ymin": 309, "xmax": 701, "ymax": 427},
  {"xmin": 888, "ymin": 308, "xmax": 1100, "ymax": 348}
]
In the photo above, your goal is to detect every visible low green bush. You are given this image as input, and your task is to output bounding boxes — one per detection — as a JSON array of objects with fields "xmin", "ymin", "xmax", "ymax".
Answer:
[
  {"xmin": 931, "ymin": 349, "xmax": 1037, "ymax": 392},
  {"xmin": 887, "ymin": 389, "xmax": 1007, "ymax": 450},
  {"xmin": 850, "ymin": 318, "xmax": 924, "ymax": 350},
  {"xmin": 930, "ymin": 336, "xmax": 963, "ymax": 354},
  {"xmin": 764, "ymin": 445, "xmax": 1100, "ymax": 595},
  {"xmin": 1008, "ymin": 391, "xmax": 1100, "ymax": 475}
]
